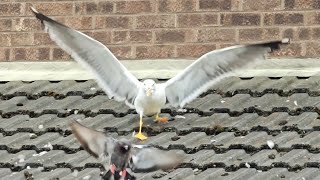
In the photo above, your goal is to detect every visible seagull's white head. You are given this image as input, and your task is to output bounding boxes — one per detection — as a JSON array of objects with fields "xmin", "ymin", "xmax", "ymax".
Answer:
[{"xmin": 143, "ymin": 79, "xmax": 156, "ymax": 97}]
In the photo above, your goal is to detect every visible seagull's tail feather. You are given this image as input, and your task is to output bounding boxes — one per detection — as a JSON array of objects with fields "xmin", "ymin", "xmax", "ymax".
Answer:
[{"xmin": 251, "ymin": 38, "xmax": 290, "ymax": 52}]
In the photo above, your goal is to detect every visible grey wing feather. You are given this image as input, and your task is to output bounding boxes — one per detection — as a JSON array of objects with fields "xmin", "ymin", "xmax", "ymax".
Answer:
[
  {"xmin": 31, "ymin": 7, "xmax": 140, "ymax": 107},
  {"xmin": 69, "ymin": 120, "xmax": 116, "ymax": 159},
  {"xmin": 164, "ymin": 39, "xmax": 290, "ymax": 107},
  {"xmin": 130, "ymin": 147, "xmax": 182, "ymax": 172}
]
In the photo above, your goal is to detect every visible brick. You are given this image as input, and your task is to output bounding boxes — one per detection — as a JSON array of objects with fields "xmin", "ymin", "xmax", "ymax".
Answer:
[
  {"xmin": 12, "ymin": 48, "xmax": 25, "ymax": 60},
  {"xmin": 243, "ymin": 0, "xmax": 282, "ymax": 10},
  {"xmin": 99, "ymin": 1, "xmax": 115, "ymax": 13},
  {"xmin": 315, "ymin": 0, "xmax": 320, "ymax": 8},
  {"xmin": 136, "ymin": 45, "xmax": 175, "ymax": 59},
  {"xmin": 10, "ymin": 33, "xmax": 33, "ymax": 46},
  {"xmin": 85, "ymin": 31, "xmax": 112, "ymax": 45},
  {"xmin": 75, "ymin": 2, "xmax": 86, "ymax": 14},
  {"xmin": 53, "ymin": 48, "xmax": 71, "ymax": 60},
  {"xmin": 13, "ymin": 18, "xmax": 42, "ymax": 31},
  {"xmin": 34, "ymin": 33, "xmax": 55, "ymax": 45},
  {"xmin": 13, "ymin": 48, "xmax": 50, "ymax": 61},
  {"xmin": 298, "ymin": 28, "xmax": 311, "ymax": 40},
  {"xmin": 113, "ymin": 31, "xmax": 128, "ymax": 44},
  {"xmin": 0, "ymin": 34, "xmax": 10, "ymax": 46},
  {"xmin": 272, "ymin": 43, "xmax": 302, "ymax": 57},
  {"xmin": 95, "ymin": 17, "xmax": 106, "ymax": 29},
  {"xmin": 94, "ymin": 16, "xmax": 133, "ymax": 29},
  {"xmin": 275, "ymin": 13, "xmax": 304, "ymax": 25},
  {"xmin": 306, "ymin": 42, "xmax": 320, "ymax": 56},
  {"xmin": 105, "ymin": 16, "xmax": 132, "ymax": 29},
  {"xmin": 0, "ymin": 3, "xmax": 22, "ymax": 16},
  {"xmin": 26, "ymin": 3, "xmax": 73, "ymax": 16},
  {"xmin": 64, "ymin": 17, "xmax": 93, "ymax": 30},
  {"xmin": 311, "ymin": 27, "xmax": 320, "ymax": 40},
  {"xmin": 177, "ymin": 13, "xmax": 219, "ymax": 28},
  {"xmin": 0, "ymin": 48, "xmax": 10, "ymax": 61},
  {"xmin": 198, "ymin": 29, "xmax": 236, "ymax": 42},
  {"xmin": 264, "ymin": 13, "xmax": 304, "ymax": 26},
  {"xmin": 116, "ymin": 1, "xmax": 153, "ymax": 14},
  {"xmin": 90, "ymin": 2, "xmax": 113, "ymax": 14},
  {"xmin": 155, "ymin": 30, "xmax": 186, "ymax": 43},
  {"xmin": 239, "ymin": 28, "xmax": 280, "ymax": 42},
  {"xmin": 199, "ymin": 0, "xmax": 232, "ymax": 10},
  {"xmin": 37, "ymin": 48, "xmax": 50, "ymax": 60},
  {"xmin": 75, "ymin": 2, "xmax": 114, "ymax": 15},
  {"xmin": 109, "ymin": 46, "xmax": 132, "ymax": 59},
  {"xmin": 221, "ymin": 13, "xmax": 261, "ymax": 26},
  {"xmin": 158, "ymin": 0, "xmax": 196, "ymax": 12},
  {"xmin": 282, "ymin": 27, "xmax": 312, "ymax": 40},
  {"xmin": 282, "ymin": 28, "xmax": 296, "ymax": 39},
  {"xmin": 263, "ymin": 14, "xmax": 274, "ymax": 25},
  {"xmin": 85, "ymin": 2, "xmax": 98, "ymax": 14},
  {"xmin": 184, "ymin": 30, "xmax": 198, "ymax": 42},
  {"xmin": 239, "ymin": 28, "xmax": 263, "ymax": 42},
  {"xmin": 284, "ymin": 0, "xmax": 295, "ymax": 8},
  {"xmin": 136, "ymin": 15, "xmax": 175, "ymax": 29},
  {"xmin": 284, "ymin": 0, "xmax": 320, "ymax": 9},
  {"xmin": 305, "ymin": 12, "xmax": 320, "ymax": 25},
  {"xmin": 129, "ymin": 31, "xmax": 152, "ymax": 43},
  {"xmin": 0, "ymin": 19, "xmax": 12, "ymax": 31},
  {"xmin": 177, "ymin": 44, "xmax": 216, "ymax": 58},
  {"xmin": 232, "ymin": 0, "xmax": 242, "ymax": 10}
]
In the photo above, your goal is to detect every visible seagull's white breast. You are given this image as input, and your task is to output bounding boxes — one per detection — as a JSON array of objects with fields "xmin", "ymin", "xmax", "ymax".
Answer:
[{"xmin": 134, "ymin": 84, "xmax": 166, "ymax": 116}]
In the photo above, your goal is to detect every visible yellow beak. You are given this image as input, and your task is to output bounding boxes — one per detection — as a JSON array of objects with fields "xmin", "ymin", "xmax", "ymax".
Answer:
[{"xmin": 146, "ymin": 89, "xmax": 152, "ymax": 96}]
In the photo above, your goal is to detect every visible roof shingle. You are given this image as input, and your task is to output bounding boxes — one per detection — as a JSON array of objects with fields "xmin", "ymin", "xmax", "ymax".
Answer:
[{"xmin": 0, "ymin": 76, "xmax": 319, "ymax": 179}]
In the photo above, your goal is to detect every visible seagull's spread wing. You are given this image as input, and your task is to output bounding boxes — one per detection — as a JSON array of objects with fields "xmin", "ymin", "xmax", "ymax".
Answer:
[
  {"xmin": 164, "ymin": 39, "xmax": 290, "ymax": 107},
  {"xmin": 69, "ymin": 120, "xmax": 116, "ymax": 159},
  {"xmin": 130, "ymin": 146, "xmax": 182, "ymax": 172},
  {"xmin": 31, "ymin": 7, "xmax": 140, "ymax": 107}
]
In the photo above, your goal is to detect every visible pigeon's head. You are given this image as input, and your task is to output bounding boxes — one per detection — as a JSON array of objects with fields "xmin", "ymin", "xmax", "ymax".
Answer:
[
  {"xmin": 143, "ymin": 79, "xmax": 156, "ymax": 97},
  {"xmin": 116, "ymin": 139, "xmax": 132, "ymax": 154}
]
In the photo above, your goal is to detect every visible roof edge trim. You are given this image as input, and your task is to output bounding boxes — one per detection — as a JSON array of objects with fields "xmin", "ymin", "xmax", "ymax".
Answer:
[{"xmin": 0, "ymin": 58, "xmax": 320, "ymax": 81}]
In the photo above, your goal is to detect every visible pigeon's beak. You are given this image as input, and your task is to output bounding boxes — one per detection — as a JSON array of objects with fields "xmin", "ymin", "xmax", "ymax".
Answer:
[{"xmin": 146, "ymin": 88, "xmax": 153, "ymax": 97}]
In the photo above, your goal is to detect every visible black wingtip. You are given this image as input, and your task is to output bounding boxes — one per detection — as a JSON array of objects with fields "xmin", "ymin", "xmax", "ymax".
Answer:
[
  {"xmin": 254, "ymin": 38, "xmax": 290, "ymax": 52},
  {"xmin": 30, "ymin": 6, "xmax": 56, "ymax": 24}
]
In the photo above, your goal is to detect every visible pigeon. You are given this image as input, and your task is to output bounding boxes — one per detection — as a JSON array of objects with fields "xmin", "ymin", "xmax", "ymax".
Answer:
[
  {"xmin": 31, "ymin": 7, "xmax": 290, "ymax": 140},
  {"xmin": 69, "ymin": 120, "xmax": 182, "ymax": 180}
]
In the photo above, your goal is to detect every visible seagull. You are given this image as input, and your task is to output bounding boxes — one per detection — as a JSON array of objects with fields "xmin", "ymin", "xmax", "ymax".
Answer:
[
  {"xmin": 70, "ymin": 120, "xmax": 182, "ymax": 180},
  {"xmin": 31, "ymin": 7, "xmax": 290, "ymax": 140}
]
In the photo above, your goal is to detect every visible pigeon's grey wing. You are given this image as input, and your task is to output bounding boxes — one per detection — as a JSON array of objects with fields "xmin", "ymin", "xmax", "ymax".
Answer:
[
  {"xmin": 31, "ymin": 7, "xmax": 140, "ymax": 107},
  {"xmin": 69, "ymin": 120, "xmax": 116, "ymax": 159},
  {"xmin": 129, "ymin": 147, "xmax": 182, "ymax": 172},
  {"xmin": 164, "ymin": 39, "xmax": 290, "ymax": 107}
]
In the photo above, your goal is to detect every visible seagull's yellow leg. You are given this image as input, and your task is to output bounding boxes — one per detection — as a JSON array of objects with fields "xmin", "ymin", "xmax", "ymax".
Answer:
[
  {"xmin": 154, "ymin": 113, "xmax": 169, "ymax": 124},
  {"xmin": 134, "ymin": 112, "xmax": 147, "ymax": 140}
]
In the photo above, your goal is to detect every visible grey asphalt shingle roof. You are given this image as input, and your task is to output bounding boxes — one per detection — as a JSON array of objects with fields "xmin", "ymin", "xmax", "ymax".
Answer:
[{"xmin": 1, "ymin": 76, "xmax": 320, "ymax": 179}]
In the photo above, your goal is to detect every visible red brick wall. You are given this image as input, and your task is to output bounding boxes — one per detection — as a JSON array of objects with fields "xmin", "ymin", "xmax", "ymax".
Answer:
[{"xmin": 0, "ymin": 0, "xmax": 319, "ymax": 61}]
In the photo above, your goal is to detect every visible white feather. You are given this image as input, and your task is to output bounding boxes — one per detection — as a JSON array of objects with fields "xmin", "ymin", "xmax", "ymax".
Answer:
[
  {"xmin": 42, "ymin": 21, "xmax": 140, "ymax": 106},
  {"xmin": 164, "ymin": 44, "xmax": 270, "ymax": 107}
]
